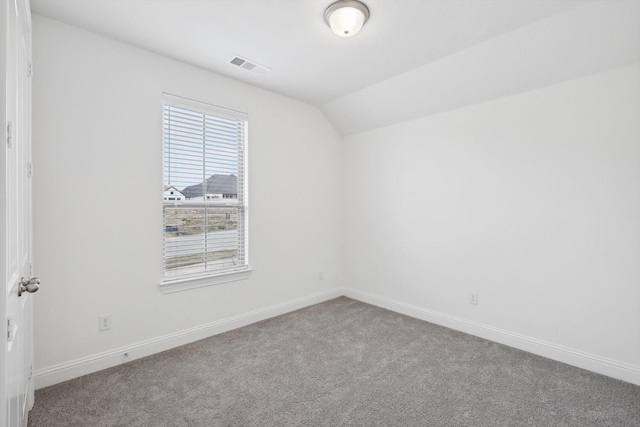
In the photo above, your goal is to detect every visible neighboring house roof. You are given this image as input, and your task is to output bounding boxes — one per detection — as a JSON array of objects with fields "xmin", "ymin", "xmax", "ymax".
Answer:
[
  {"xmin": 182, "ymin": 174, "xmax": 237, "ymax": 198},
  {"xmin": 164, "ymin": 185, "xmax": 184, "ymax": 194}
]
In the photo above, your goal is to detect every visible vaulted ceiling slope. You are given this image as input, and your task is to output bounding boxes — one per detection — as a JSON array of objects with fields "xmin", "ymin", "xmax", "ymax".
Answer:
[
  {"xmin": 31, "ymin": 1, "xmax": 640, "ymax": 136},
  {"xmin": 323, "ymin": 1, "xmax": 640, "ymax": 135}
]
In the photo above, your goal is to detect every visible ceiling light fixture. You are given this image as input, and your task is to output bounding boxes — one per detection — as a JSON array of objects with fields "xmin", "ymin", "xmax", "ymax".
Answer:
[{"xmin": 324, "ymin": 0, "xmax": 370, "ymax": 38}]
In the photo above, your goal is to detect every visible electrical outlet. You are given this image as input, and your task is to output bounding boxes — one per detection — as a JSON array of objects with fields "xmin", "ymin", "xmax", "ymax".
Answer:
[
  {"xmin": 469, "ymin": 292, "xmax": 479, "ymax": 305},
  {"xmin": 318, "ymin": 271, "xmax": 324, "ymax": 280},
  {"xmin": 99, "ymin": 314, "xmax": 112, "ymax": 331}
]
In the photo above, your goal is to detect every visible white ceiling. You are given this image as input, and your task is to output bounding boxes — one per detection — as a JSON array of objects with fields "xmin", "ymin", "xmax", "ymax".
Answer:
[{"xmin": 30, "ymin": 0, "xmax": 640, "ymax": 135}]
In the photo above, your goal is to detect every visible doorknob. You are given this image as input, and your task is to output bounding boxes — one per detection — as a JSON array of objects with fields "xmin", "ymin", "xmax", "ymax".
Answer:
[{"xmin": 18, "ymin": 277, "xmax": 40, "ymax": 297}]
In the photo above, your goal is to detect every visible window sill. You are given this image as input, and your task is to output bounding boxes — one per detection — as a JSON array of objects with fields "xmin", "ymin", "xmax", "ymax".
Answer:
[{"xmin": 159, "ymin": 268, "xmax": 252, "ymax": 294}]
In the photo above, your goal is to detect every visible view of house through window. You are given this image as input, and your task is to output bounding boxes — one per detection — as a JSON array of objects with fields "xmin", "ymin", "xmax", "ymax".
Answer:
[{"xmin": 162, "ymin": 94, "xmax": 248, "ymax": 280}]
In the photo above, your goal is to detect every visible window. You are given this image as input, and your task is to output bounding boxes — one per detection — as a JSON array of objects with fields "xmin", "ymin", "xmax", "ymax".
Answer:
[{"xmin": 162, "ymin": 94, "xmax": 248, "ymax": 284}]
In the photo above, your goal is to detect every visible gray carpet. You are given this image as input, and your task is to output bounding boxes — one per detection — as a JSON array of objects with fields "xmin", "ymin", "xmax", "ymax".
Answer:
[{"xmin": 28, "ymin": 297, "xmax": 640, "ymax": 426}]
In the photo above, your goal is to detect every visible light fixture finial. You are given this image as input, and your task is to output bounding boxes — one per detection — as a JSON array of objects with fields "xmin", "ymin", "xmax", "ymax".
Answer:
[{"xmin": 324, "ymin": 0, "xmax": 370, "ymax": 38}]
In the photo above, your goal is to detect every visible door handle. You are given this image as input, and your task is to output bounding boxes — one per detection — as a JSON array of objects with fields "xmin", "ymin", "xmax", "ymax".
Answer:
[{"xmin": 18, "ymin": 277, "xmax": 40, "ymax": 297}]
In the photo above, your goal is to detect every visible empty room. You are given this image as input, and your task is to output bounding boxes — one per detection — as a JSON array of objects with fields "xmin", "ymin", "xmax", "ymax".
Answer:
[{"xmin": 2, "ymin": 0, "xmax": 640, "ymax": 426}]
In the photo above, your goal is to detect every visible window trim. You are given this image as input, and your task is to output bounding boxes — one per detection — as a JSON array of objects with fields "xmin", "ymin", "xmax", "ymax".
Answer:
[
  {"xmin": 160, "ymin": 93, "xmax": 250, "ymax": 291},
  {"xmin": 159, "ymin": 268, "xmax": 253, "ymax": 294}
]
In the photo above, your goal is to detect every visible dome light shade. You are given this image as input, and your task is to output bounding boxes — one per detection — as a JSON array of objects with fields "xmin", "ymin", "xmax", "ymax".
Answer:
[{"xmin": 324, "ymin": 0, "xmax": 370, "ymax": 38}]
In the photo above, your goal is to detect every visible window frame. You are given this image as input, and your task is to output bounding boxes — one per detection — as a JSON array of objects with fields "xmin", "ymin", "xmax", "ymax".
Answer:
[{"xmin": 159, "ymin": 93, "xmax": 250, "ymax": 293}]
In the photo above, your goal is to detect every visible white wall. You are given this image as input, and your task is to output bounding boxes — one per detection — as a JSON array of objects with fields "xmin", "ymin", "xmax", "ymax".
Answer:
[
  {"xmin": 343, "ymin": 65, "xmax": 640, "ymax": 384},
  {"xmin": 31, "ymin": 15, "xmax": 343, "ymax": 386}
]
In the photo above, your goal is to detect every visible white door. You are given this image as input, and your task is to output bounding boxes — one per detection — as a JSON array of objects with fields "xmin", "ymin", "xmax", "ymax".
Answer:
[{"xmin": 1, "ymin": 0, "xmax": 35, "ymax": 426}]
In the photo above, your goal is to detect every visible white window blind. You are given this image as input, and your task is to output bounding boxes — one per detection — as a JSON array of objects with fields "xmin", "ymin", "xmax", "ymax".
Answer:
[{"xmin": 162, "ymin": 94, "xmax": 248, "ymax": 281}]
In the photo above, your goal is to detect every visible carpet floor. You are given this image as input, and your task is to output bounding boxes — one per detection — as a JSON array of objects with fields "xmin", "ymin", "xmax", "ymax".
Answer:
[{"xmin": 28, "ymin": 297, "xmax": 640, "ymax": 426}]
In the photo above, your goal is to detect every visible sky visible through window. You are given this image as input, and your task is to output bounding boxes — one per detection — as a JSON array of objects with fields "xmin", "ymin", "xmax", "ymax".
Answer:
[{"xmin": 163, "ymin": 105, "xmax": 239, "ymax": 195}]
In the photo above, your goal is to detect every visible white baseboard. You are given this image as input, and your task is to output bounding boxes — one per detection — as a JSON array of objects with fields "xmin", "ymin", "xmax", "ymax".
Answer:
[
  {"xmin": 343, "ymin": 287, "xmax": 640, "ymax": 386},
  {"xmin": 34, "ymin": 287, "xmax": 343, "ymax": 389},
  {"xmin": 35, "ymin": 286, "xmax": 640, "ymax": 389}
]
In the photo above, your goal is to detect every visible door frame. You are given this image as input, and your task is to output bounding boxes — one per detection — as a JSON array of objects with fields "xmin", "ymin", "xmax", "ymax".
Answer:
[{"xmin": 0, "ymin": 0, "xmax": 8, "ymax": 420}]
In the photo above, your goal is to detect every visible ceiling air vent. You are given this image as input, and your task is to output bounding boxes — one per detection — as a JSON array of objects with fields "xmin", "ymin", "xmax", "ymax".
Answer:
[{"xmin": 229, "ymin": 56, "xmax": 270, "ymax": 76}]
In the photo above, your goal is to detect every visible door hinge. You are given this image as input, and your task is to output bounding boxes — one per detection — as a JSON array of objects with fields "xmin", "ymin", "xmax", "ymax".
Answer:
[
  {"xmin": 27, "ymin": 162, "xmax": 32, "ymax": 177},
  {"xmin": 6, "ymin": 121, "xmax": 13, "ymax": 148},
  {"xmin": 29, "ymin": 264, "xmax": 33, "ymax": 276},
  {"xmin": 29, "ymin": 364, "xmax": 33, "ymax": 380},
  {"xmin": 28, "ymin": 62, "xmax": 33, "ymax": 78},
  {"xmin": 7, "ymin": 315, "xmax": 15, "ymax": 341}
]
